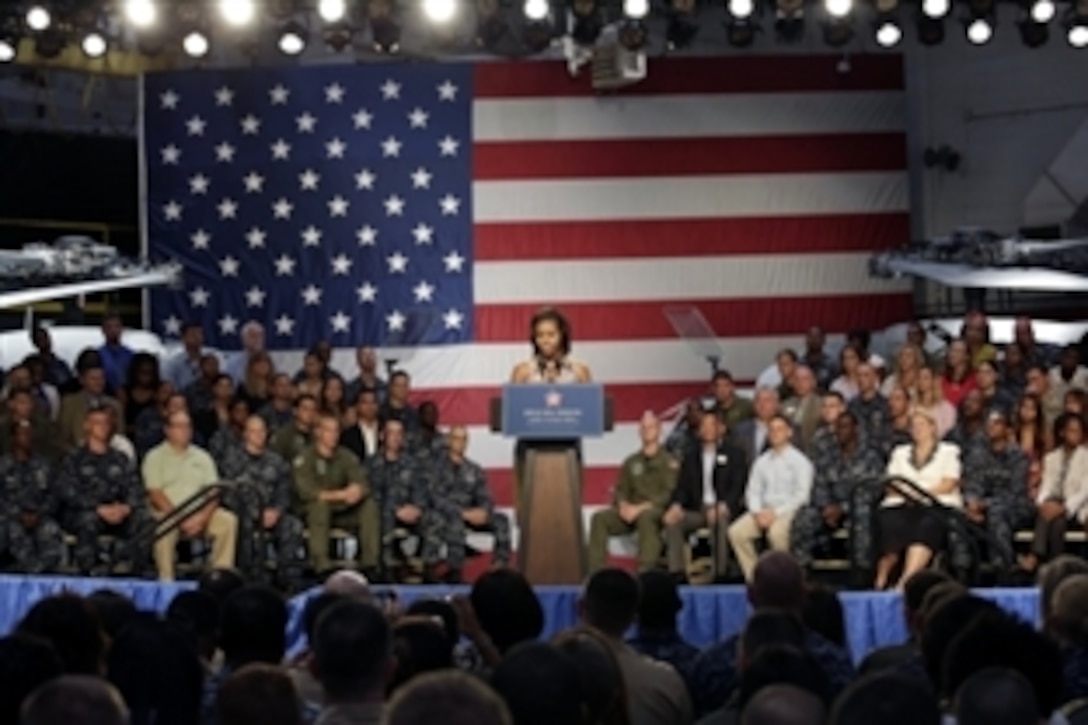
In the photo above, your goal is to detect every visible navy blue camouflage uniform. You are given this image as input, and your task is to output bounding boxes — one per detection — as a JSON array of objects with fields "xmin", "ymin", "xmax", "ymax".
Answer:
[
  {"xmin": 962, "ymin": 441, "xmax": 1034, "ymax": 570},
  {"xmin": 367, "ymin": 452, "xmax": 442, "ymax": 568},
  {"xmin": 0, "ymin": 455, "xmax": 64, "ymax": 573},
  {"xmin": 431, "ymin": 455, "xmax": 511, "ymax": 569},
  {"xmin": 848, "ymin": 393, "xmax": 891, "ymax": 454},
  {"xmin": 219, "ymin": 444, "xmax": 306, "ymax": 584},
  {"xmin": 55, "ymin": 446, "xmax": 152, "ymax": 574}
]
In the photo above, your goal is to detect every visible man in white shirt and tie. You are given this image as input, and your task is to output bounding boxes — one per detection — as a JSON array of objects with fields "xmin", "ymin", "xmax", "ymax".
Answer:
[{"xmin": 728, "ymin": 414, "xmax": 814, "ymax": 581}]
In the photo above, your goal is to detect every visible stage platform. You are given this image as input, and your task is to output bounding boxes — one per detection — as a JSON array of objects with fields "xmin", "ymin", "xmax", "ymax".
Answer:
[{"xmin": 0, "ymin": 575, "xmax": 1041, "ymax": 663}]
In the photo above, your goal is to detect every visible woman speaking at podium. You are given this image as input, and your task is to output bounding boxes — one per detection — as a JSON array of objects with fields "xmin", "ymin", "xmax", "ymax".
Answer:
[{"xmin": 509, "ymin": 308, "xmax": 592, "ymax": 510}]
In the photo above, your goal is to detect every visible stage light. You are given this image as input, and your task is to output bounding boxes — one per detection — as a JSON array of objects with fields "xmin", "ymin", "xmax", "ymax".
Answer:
[
  {"xmin": 875, "ymin": 17, "xmax": 902, "ymax": 45},
  {"xmin": 1030, "ymin": 0, "xmax": 1056, "ymax": 22},
  {"xmin": 183, "ymin": 29, "xmax": 210, "ymax": 56},
  {"xmin": 0, "ymin": 38, "xmax": 15, "ymax": 63},
  {"xmin": 124, "ymin": 0, "xmax": 157, "ymax": 27},
  {"xmin": 921, "ymin": 0, "xmax": 949, "ymax": 18},
  {"xmin": 966, "ymin": 16, "xmax": 993, "ymax": 43},
  {"xmin": 624, "ymin": 0, "xmax": 650, "ymax": 19},
  {"xmin": 524, "ymin": 0, "xmax": 551, "ymax": 20},
  {"xmin": 729, "ymin": 0, "xmax": 755, "ymax": 18},
  {"xmin": 1069, "ymin": 21, "xmax": 1088, "ymax": 46},
  {"xmin": 278, "ymin": 21, "xmax": 308, "ymax": 54},
  {"xmin": 218, "ymin": 0, "xmax": 256, "ymax": 26},
  {"xmin": 81, "ymin": 32, "xmax": 108, "ymax": 57},
  {"xmin": 825, "ymin": 0, "xmax": 851, "ymax": 19},
  {"xmin": 318, "ymin": 0, "xmax": 348, "ymax": 22},
  {"xmin": 423, "ymin": 0, "xmax": 457, "ymax": 22},
  {"xmin": 25, "ymin": 5, "xmax": 51, "ymax": 31}
]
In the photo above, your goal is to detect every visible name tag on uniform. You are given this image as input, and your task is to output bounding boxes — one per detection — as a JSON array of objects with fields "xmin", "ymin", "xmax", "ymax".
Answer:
[
  {"xmin": 316, "ymin": 460, "xmax": 326, "ymax": 476},
  {"xmin": 631, "ymin": 462, "xmax": 644, "ymax": 476}
]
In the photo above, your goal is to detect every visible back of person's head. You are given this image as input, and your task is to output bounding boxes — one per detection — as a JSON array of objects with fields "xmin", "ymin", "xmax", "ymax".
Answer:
[
  {"xmin": 388, "ymin": 619, "xmax": 454, "ymax": 694},
  {"xmin": 742, "ymin": 684, "xmax": 826, "ymax": 725},
  {"xmin": 215, "ymin": 663, "xmax": 303, "ymax": 725},
  {"xmin": 385, "ymin": 670, "xmax": 512, "ymax": 725},
  {"xmin": 323, "ymin": 569, "xmax": 372, "ymax": 602},
  {"xmin": 198, "ymin": 568, "xmax": 247, "ymax": 603},
  {"xmin": 920, "ymin": 594, "xmax": 998, "ymax": 688},
  {"xmin": 749, "ymin": 552, "xmax": 805, "ymax": 611},
  {"xmin": 942, "ymin": 609, "xmax": 1062, "ymax": 716},
  {"xmin": 312, "ymin": 600, "xmax": 392, "ymax": 701},
  {"xmin": 740, "ymin": 610, "xmax": 806, "ymax": 669},
  {"xmin": 302, "ymin": 592, "xmax": 346, "ymax": 648},
  {"xmin": 490, "ymin": 642, "xmax": 582, "ymax": 725},
  {"xmin": 16, "ymin": 595, "xmax": 105, "ymax": 676},
  {"xmin": 830, "ymin": 671, "xmax": 941, "ymax": 725},
  {"xmin": 635, "ymin": 570, "xmax": 682, "ymax": 633},
  {"xmin": 553, "ymin": 627, "xmax": 631, "ymax": 725},
  {"xmin": 107, "ymin": 615, "xmax": 204, "ymax": 725},
  {"xmin": 470, "ymin": 569, "xmax": 544, "ymax": 653},
  {"xmin": 166, "ymin": 589, "xmax": 221, "ymax": 662},
  {"xmin": 800, "ymin": 584, "xmax": 846, "ymax": 649},
  {"xmin": 219, "ymin": 585, "xmax": 288, "ymax": 668},
  {"xmin": 0, "ymin": 635, "xmax": 62, "ymax": 725},
  {"xmin": 581, "ymin": 568, "xmax": 640, "ymax": 637},
  {"xmin": 918, "ymin": 581, "xmax": 968, "ymax": 622},
  {"xmin": 20, "ymin": 675, "xmax": 128, "ymax": 725},
  {"xmin": 405, "ymin": 599, "xmax": 460, "ymax": 650},
  {"xmin": 1050, "ymin": 574, "xmax": 1088, "ymax": 645},
  {"xmin": 85, "ymin": 591, "xmax": 138, "ymax": 642},
  {"xmin": 737, "ymin": 646, "xmax": 830, "ymax": 711},
  {"xmin": 902, "ymin": 570, "xmax": 952, "ymax": 635},
  {"xmin": 1039, "ymin": 555, "xmax": 1088, "ymax": 621},
  {"xmin": 954, "ymin": 668, "xmax": 1041, "ymax": 725}
]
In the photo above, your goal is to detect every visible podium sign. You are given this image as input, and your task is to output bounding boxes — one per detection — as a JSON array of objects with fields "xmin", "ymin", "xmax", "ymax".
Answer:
[{"xmin": 501, "ymin": 383, "xmax": 605, "ymax": 439}]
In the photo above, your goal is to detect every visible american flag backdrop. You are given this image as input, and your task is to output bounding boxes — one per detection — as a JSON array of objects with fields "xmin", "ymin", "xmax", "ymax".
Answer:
[{"xmin": 142, "ymin": 55, "xmax": 912, "ymax": 534}]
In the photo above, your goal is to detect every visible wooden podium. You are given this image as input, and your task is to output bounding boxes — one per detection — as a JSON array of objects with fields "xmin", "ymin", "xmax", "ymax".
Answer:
[{"xmin": 491, "ymin": 384, "xmax": 612, "ymax": 586}]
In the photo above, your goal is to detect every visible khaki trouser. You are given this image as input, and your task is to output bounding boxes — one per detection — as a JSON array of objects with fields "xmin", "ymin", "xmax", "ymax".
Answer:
[
  {"xmin": 728, "ymin": 510, "xmax": 796, "ymax": 582},
  {"xmin": 154, "ymin": 508, "xmax": 238, "ymax": 582},
  {"xmin": 665, "ymin": 509, "xmax": 732, "ymax": 577},
  {"xmin": 588, "ymin": 508, "xmax": 662, "ymax": 573},
  {"xmin": 305, "ymin": 497, "xmax": 381, "ymax": 572}
]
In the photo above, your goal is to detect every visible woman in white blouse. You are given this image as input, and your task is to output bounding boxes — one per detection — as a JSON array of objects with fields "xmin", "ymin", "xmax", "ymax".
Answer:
[
  {"xmin": 914, "ymin": 366, "xmax": 957, "ymax": 439},
  {"xmin": 874, "ymin": 408, "xmax": 963, "ymax": 590}
]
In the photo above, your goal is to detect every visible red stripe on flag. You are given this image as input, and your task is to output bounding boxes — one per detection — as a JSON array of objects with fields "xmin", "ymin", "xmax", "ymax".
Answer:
[
  {"xmin": 473, "ymin": 294, "xmax": 914, "ymax": 343},
  {"xmin": 486, "ymin": 466, "xmax": 620, "ymax": 508},
  {"xmin": 475, "ymin": 213, "xmax": 911, "ymax": 261},
  {"xmin": 473, "ymin": 55, "xmax": 904, "ymax": 98},
  {"xmin": 473, "ymin": 134, "xmax": 908, "ymax": 181},
  {"xmin": 410, "ymin": 381, "xmax": 727, "ymax": 427}
]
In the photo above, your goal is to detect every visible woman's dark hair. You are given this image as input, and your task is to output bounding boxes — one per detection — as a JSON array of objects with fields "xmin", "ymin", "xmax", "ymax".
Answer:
[
  {"xmin": 16, "ymin": 594, "xmax": 105, "ymax": 676},
  {"xmin": 553, "ymin": 627, "xmax": 631, "ymax": 725},
  {"xmin": 0, "ymin": 634, "xmax": 63, "ymax": 725},
  {"xmin": 529, "ymin": 307, "xmax": 571, "ymax": 357},
  {"xmin": 470, "ymin": 569, "xmax": 544, "ymax": 654},
  {"xmin": 406, "ymin": 599, "xmax": 460, "ymax": 649},
  {"xmin": 125, "ymin": 352, "xmax": 161, "ymax": 390},
  {"xmin": 801, "ymin": 584, "xmax": 847, "ymax": 650},
  {"xmin": 86, "ymin": 590, "xmax": 139, "ymax": 641},
  {"xmin": 107, "ymin": 615, "xmax": 205, "ymax": 725},
  {"xmin": 388, "ymin": 619, "xmax": 454, "ymax": 695},
  {"xmin": 1012, "ymin": 392, "xmax": 1046, "ymax": 458},
  {"xmin": 1055, "ymin": 411, "xmax": 1084, "ymax": 443}
]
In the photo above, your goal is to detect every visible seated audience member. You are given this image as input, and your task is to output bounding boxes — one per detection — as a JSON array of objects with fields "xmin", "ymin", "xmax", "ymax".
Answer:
[
  {"xmin": 216, "ymin": 663, "xmax": 304, "ymax": 725},
  {"xmin": 185, "ymin": 355, "xmax": 223, "ymax": 417},
  {"xmin": 874, "ymin": 409, "xmax": 962, "ymax": 591},
  {"xmin": 204, "ymin": 586, "xmax": 289, "ymax": 724},
  {"xmin": 55, "ymin": 406, "xmax": 151, "ymax": 575},
  {"xmin": 954, "ymin": 668, "xmax": 1041, "ymax": 725},
  {"xmin": 107, "ymin": 615, "xmax": 205, "ymax": 725},
  {"xmin": 260, "ymin": 373, "xmax": 296, "ymax": 434},
  {"xmin": 198, "ymin": 566, "xmax": 248, "ymax": 603},
  {"xmin": 800, "ymin": 584, "xmax": 846, "ymax": 651},
  {"xmin": 741, "ymin": 684, "xmax": 825, "ymax": 725},
  {"xmin": 802, "ymin": 326, "xmax": 836, "ymax": 391},
  {"xmin": 1048, "ymin": 574, "xmax": 1088, "ymax": 703},
  {"xmin": 388, "ymin": 617, "xmax": 454, "ymax": 695},
  {"xmin": 947, "ymin": 389, "xmax": 988, "ymax": 457},
  {"xmin": 666, "ymin": 398, "xmax": 704, "ymax": 462},
  {"xmin": 688, "ymin": 552, "xmax": 854, "ymax": 716},
  {"xmin": 553, "ymin": 627, "xmax": 632, "ymax": 725},
  {"xmin": 412, "ymin": 400, "xmax": 446, "ymax": 460},
  {"xmin": 830, "ymin": 344, "xmax": 862, "ymax": 402},
  {"xmin": 16, "ymin": 594, "xmax": 105, "ymax": 676},
  {"xmin": 857, "ymin": 569, "xmax": 951, "ymax": 677},
  {"xmin": 914, "ymin": 366, "xmax": 956, "ymax": 440},
  {"xmin": 167, "ymin": 589, "xmax": 222, "ymax": 670},
  {"xmin": 1039, "ymin": 555, "xmax": 1088, "ymax": 623},
  {"xmin": 143, "ymin": 410, "xmax": 238, "ymax": 581},
  {"xmin": 731, "ymin": 387, "xmax": 779, "ymax": 468},
  {"xmin": 0, "ymin": 420, "xmax": 64, "ymax": 573},
  {"xmin": 941, "ymin": 609, "xmax": 1063, "ymax": 720},
  {"xmin": 713, "ymin": 370, "xmax": 754, "ymax": 430},
  {"xmin": 430, "ymin": 426, "xmax": 512, "ymax": 580},
  {"xmin": 405, "ymin": 599, "xmax": 462, "ymax": 663},
  {"xmin": 208, "ymin": 397, "xmax": 250, "ymax": 465},
  {"xmin": 790, "ymin": 411, "xmax": 883, "ymax": 572},
  {"xmin": 324, "ymin": 568, "xmax": 374, "ymax": 601},
  {"xmin": 975, "ymin": 359, "xmax": 1015, "ymax": 417},
  {"xmin": 271, "ymin": 394, "xmax": 317, "ymax": 464},
  {"xmin": 0, "ymin": 634, "xmax": 63, "ymax": 724},
  {"xmin": 385, "ymin": 670, "xmax": 512, "ymax": 725},
  {"xmin": 311, "ymin": 600, "xmax": 394, "ymax": 724},
  {"xmin": 340, "ymin": 388, "xmax": 381, "ymax": 463},
  {"xmin": 490, "ymin": 642, "xmax": 585, "ymax": 725},
  {"xmin": 919, "ymin": 595, "xmax": 1000, "ymax": 694},
  {"xmin": 379, "ymin": 371, "xmax": 420, "ymax": 433},
  {"xmin": 346, "ymin": 347, "xmax": 387, "ymax": 404},
  {"xmin": 293, "ymin": 413, "xmax": 381, "ymax": 576},
  {"xmin": 466, "ymin": 573, "xmax": 543, "ymax": 663},
  {"xmin": 783, "ymin": 366, "xmax": 822, "ymax": 454},
  {"xmin": 728, "ymin": 415, "xmax": 814, "ymax": 582},
  {"xmin": 133, "ymin": 390, "xmax": 189, "ymax": 461},
  {"xmin": 579, "ymin": 568, "xmax": 694, "ymax": 724},
  {"xmin": 829, "ymin": 671, "xmax": 941, "ymax": 725},
  {"xmin": 589, "ymin": 412, "xmax": 679, "ymax": 574},
  {"xmin": 1021, "ymin": 413, "xmax": 1088, "ymax": 571},
  {"xmin": 21, "ymin": 675, "xmax": 129, "ymax": 725},
  {"xmin": 963, "ymin": 409, "xmax": 1035, "ymax": 573},
  {"xmin": 848, "ymin": 363, "xmax": 891, "ymax": 452},
  {"xmin": 85, "ymin": 590, "xmax": 138, "ymax": 642},
  {"xmin": 663, "ymin": 411, "xmax": 746, "ymax": 582},
  {"xmin": 627, "ymin": 570, "xmax": 700, "ymax": 681},
  {"xmin": 289, "ymin": 591, "xmax": 346, "ymax": 709},
  {"xmin": 715, "ymin": 646, "xmax": 829, "ymax": 725},
  {"xmin": 56, "ymin": 359, "xmax": 122, "ymax": 453}
]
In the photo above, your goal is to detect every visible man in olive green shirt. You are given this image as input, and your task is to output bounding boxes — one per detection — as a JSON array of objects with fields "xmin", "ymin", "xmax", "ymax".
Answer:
[
  {"xmin": 293, "ymin": 413, "xmax": 380, "ymax": 575},
  {"xmin": 713, "ymin": 370, "xmax": 754, "ymax": 430},
  {"xmin": 588, "ymin": 412, "xmax": 678, "ymax": 572},
  {"xmin": 273, "ymin": 394, "xmax": 317, "ymax": 465}
]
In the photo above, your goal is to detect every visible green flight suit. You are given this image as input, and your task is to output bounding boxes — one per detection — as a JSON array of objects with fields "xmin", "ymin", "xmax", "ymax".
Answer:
[
  {"xmin": 272, "ymin": 425, "xmax": 312, "ymax": 470},
  {"xmin": 587, "ymin": 448, "xmax": 678, "ymax": 572},
  {"xmin": 293, "ymin": 445, "xmax": 380, "ymax": 572}
]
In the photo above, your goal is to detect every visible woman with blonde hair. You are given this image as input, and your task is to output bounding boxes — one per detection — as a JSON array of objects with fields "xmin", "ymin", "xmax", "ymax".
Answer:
[
  {"xmin": 915, "ymin": 366, "xmax": 956, "ymax": 439},
  {"xmin": 874, "ymin": 408, "xmax": 963, "ymax": 590},
  {"xmin": 881, "ymin": 344, "xmax": 925, "ymax": 398}
]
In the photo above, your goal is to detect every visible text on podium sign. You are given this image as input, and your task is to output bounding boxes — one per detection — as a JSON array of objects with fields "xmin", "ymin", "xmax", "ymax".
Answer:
[{"xmin": 500, "ymin": 383, "xmax": 606, "ymax": 439}]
